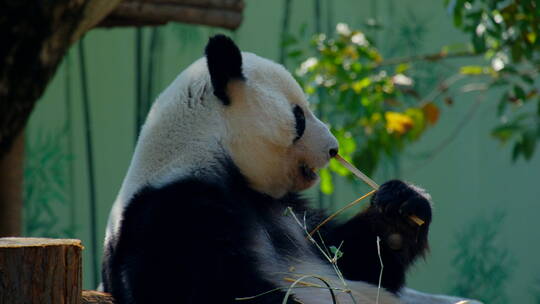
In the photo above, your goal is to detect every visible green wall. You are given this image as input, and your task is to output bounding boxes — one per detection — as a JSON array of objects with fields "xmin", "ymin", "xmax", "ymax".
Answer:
[{"xmin": 26, "ymin": 0, "xmax": 539, "ymax": 302}]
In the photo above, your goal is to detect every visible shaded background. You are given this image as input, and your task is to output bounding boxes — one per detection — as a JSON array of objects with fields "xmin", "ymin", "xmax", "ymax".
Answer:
[{"xmin": 24, "ymin": 0, "xmax": 540, "ymax": 302}]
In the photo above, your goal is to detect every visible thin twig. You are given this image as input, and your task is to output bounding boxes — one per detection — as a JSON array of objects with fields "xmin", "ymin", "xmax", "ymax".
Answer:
[
  {"xmin": 309, "ymin": 190, "xmax": 376, "ymax": 237},
  {"xmin": 416, "ymin": 73, "xmax": 466, "ymax": 108},
  {"xmin": 376, "ymin": 50, "xmax": 478, "ymax": 68},
  {"xmin": 334, "ymin": 154, "xmax": 379, "ymax": 189},
  {"xmin": 405, "ymin": 93, "xmax": 486, "ymax": 175},
  {"xmin": 282, "ymin": 275, "xmax": 337, "ymax": 304},
  {"xmin": 316, "ymin": 155, "xmax": 425, "ymax": 228},
  {"xmin": 376, "ymin": 236, "xmax": 384, "ymax": 304},
  {"xmin": 287, "ymin": 208, "xmax": 348, "ymax": 287}
]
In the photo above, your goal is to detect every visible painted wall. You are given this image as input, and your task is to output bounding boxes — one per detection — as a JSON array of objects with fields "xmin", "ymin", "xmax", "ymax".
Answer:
[{"xmin": 26, "ymin": 0, "xmax": 539, "ymax": 302}]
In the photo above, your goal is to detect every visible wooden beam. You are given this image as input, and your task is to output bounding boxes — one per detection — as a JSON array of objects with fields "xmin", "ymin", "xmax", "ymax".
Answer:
[
  {"xmin": 128, "ymin": 0, "xmax": 244, "ymax": 12},
  {"xmin": 101, "ymin": 2, "xmax": 243, "ymax": 29}
]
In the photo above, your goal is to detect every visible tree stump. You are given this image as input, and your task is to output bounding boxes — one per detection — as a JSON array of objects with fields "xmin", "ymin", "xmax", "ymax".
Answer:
[{"xmin": 0, "ymin": 237, "xmax": 83, "ymax": 304}]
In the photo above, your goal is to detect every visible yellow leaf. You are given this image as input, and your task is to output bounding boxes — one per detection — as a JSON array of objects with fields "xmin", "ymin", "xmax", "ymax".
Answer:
[
  {"xmin": 385, "ymin": 112, "xmax": 414, "ymax": 135},
  {"xmin": 527, "ymin": 32, "xmax": 537, "ymax": 44}
]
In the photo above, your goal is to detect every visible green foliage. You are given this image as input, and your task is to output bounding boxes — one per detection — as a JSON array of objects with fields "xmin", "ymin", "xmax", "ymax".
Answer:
[
  {"xmin": 285, "ymin": 1, "xmax": 539, "ymax": 195},
  {"xmin": 447, "ymin": 0, "xmax": 540, "ymax": 161},
  {"xmin": 24, "ymin": 126, "xmax": 75, "ymax": 237},
  {"xmin": 449, "ymin": 212, "xmax": 512, "ymax": 304},
  {"xmin": 289, "ymin": 24, "xmax": 438, "ymax": 192}
]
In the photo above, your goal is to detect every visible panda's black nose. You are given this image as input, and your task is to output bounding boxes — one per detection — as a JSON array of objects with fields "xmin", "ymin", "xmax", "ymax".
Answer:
[{"xmin": 329, "ymin": 148, "xmax": 338, "ymax": 158}]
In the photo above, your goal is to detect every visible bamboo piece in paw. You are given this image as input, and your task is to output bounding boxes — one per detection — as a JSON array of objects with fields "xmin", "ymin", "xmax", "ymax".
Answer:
[{"xmin": 334, "ymin": 154, "xmax": 425, "ymax": 226}]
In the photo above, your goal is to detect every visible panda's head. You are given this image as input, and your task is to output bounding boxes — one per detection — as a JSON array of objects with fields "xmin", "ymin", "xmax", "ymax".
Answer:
[
  {"xmin": 107, "ymin": 35, "xmax": 338, "ymax": 238},
  {"xmin": 205, "ymin": 35, "xmax": 338, "ymax": 197}
]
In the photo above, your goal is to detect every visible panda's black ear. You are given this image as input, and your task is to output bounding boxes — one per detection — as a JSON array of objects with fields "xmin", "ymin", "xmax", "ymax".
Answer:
[{"xmin": 205, "ymin": 34, "xmax": 245, "ymax": 105}]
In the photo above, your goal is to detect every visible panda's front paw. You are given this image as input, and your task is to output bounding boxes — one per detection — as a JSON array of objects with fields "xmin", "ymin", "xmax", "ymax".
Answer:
[{"xmin": 371, "ymin": 180, "xmax": 432, "ymax": 227}]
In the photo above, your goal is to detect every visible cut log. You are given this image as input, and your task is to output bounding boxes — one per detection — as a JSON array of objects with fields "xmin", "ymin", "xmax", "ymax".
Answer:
[{"xmin": 0, "ymin": 237, "xmax": 83, "ymax": 304}]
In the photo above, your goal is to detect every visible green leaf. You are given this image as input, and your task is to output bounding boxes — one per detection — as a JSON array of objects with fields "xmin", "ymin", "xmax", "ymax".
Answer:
[
  {"xmin": 282, "ymin": 33, "xmax": 298, "ymax": 47},
  {"xmin": 441, "ymin": 42, "xmax": 472, "ymax": 53},
  {"xmin": 320, "ymin": 168, "xmax": 334, "ymax": 194},
  {"xmin": 497, "ymin": 92, "xmax": 509, "ymax": 117},
  {"xmin": 473, "ymin": 37, "xmax": 487, "ymax": 53},
  {"xmin": 354, "ymin": 145, "xmax": 379, "ymax": 177},
  {"xmin": 522, "ymin": 130, "xmax": 537, "ymax": 160},
  {"xmin": 514, "ymin": 85, "xmax": 526, "ymax": 101},
  {"xmin": 454, "ymin": 9, "xmax": 463, "ymax": 27},
  {"xmin": 492, "ymin": 123, "xmax": 522, "ymax": 142},
  {"xmin": 512, "ymin": 141, "xmax": 522, "ymax": 162},
  {"xmin": 287, "ymin": 49, "xmax": 303, "ymax": 58},
  {"xmin": 352, "ymin": 78, "xmax": 371, "ymax": 93},
  {"xmin": 329, "ymin": 158, "xmax": 350, "ymax": 176},
  {"xmin": 521, "ymin": 74, "xmax": 534, "ymax": 85},
  {"xmin": 395, "ymin": 63, "xmax": 410, "ymax": 74},
  {"xmin": 460, "ymin": 65, "xmax": 485, "ymax": 75},
  {"xmin": 511, "ymin": 43, "xmax": 523, "ymax": 62},
  {"xmin": 329, "ymin": 245, "xmax": 344, "ymax": 260}
]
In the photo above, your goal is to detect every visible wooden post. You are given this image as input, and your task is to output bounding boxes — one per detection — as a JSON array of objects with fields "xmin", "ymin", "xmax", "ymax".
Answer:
[
  {"xmin": 0, "ymin": 131, "xmax": 24, "ymax": 237},
  {"xmin": 0, "ymin": 238, "xmax": 83, "ymax": 304}
]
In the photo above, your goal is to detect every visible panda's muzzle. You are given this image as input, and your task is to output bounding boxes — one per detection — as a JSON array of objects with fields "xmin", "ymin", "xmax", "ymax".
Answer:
[{"xmin": 299, "ymin": 163, "xmax": 317, "ymax": 181}]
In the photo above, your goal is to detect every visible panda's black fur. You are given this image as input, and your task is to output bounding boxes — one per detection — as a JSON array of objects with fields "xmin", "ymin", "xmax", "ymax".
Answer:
[
  {"xmin": 205, "ymin": 35, "xmax": 245, "ymax": 105},
  {"xmin": 102, "ymin": 35, "xmax": 432, "ymax": 304}
]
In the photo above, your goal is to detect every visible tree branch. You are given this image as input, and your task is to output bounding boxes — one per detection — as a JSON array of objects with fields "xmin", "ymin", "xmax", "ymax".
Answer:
[
  {"xmin": 377, "ymin": 50, "xmax": 479, "ymax": 67},
  {"xmin": 100, "ymin": 1, "xmax": 244, "ymax": 29}
]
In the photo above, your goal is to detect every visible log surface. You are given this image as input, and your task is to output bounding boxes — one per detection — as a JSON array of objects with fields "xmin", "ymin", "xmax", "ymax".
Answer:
[
  {"xmin": 82, "ymin": 290, "xmax": 116, "ymax": 304},
  {"xmin": 0, "ymin": 237, "xmax": 83, "ymax": 304}
]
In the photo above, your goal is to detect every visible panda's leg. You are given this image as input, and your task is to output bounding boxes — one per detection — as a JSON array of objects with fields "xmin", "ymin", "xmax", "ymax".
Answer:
[{"xmin": 322, "ymin": 180, "xmax": 432, "ymax": 293}]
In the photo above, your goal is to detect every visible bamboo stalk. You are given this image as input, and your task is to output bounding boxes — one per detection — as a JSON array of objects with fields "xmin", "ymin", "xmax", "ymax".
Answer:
[
  {"xmin": 309, "ymin": 190, "xmax": 376, "ymax": 236},
  {"xmin": 334, "ymin": 154, "xmax": 425, "ymax": 226},
  {"xmin": 334, "ymin": 154, "xmax": 379, "ymax": 190}
]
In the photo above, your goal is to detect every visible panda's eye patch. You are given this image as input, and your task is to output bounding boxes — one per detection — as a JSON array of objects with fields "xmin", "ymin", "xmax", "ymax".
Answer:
[{"xmin": 293, "ymin": 105, "xmax": 305, "ymax": 142}]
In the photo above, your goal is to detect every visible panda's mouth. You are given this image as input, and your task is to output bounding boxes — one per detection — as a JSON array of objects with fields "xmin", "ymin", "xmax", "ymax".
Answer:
[{"xmin": 299, "ymin": 163, "xmax": 318, "ymax": 181}]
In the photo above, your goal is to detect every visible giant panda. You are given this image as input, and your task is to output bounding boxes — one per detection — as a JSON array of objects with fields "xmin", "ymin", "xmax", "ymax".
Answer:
[{"xmin": 102, "ymin": 35, "xmax": 435, "ymax": 304}]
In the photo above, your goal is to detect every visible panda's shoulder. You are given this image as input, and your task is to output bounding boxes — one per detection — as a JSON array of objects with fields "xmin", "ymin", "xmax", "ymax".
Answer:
[{"xmin": 121, "ymin": 177, "xmax": 245, "ymax": 233}]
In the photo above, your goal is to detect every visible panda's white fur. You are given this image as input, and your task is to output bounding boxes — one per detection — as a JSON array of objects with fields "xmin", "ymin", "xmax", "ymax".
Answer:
[{"xmin": 105, "ymin": 56, "xmax": 225, "ymax": 241}]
